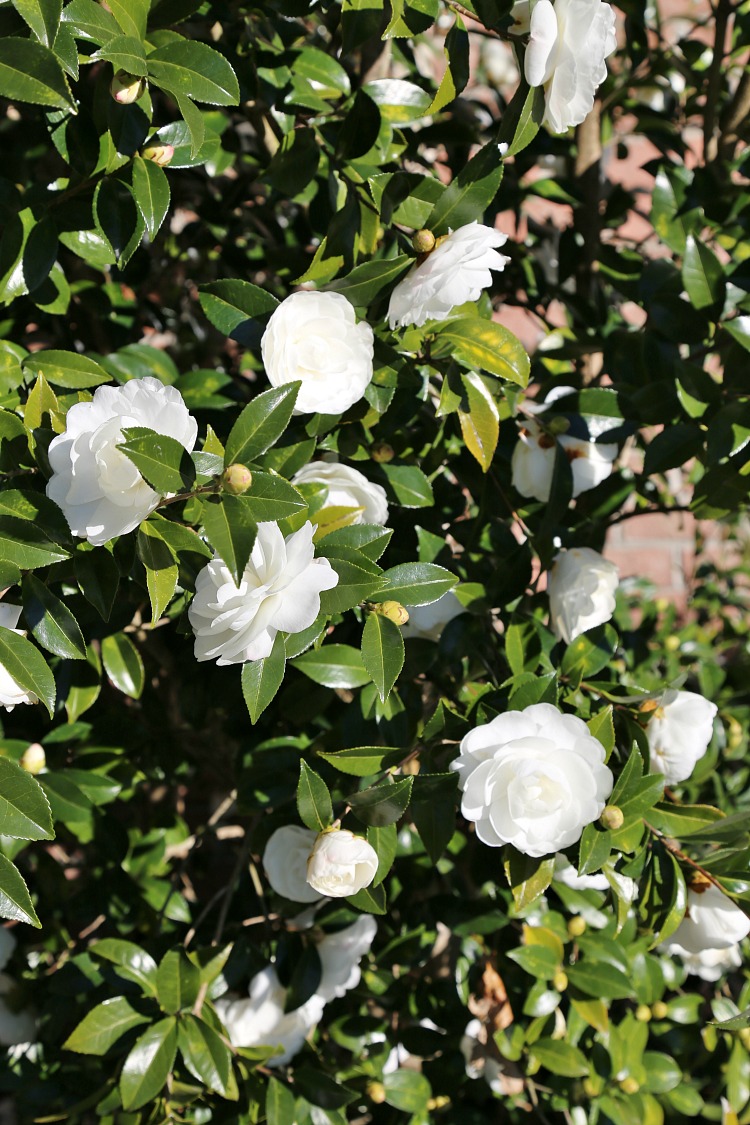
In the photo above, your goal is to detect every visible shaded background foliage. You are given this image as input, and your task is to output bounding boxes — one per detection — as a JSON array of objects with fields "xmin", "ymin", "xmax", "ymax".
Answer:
[{"xmin": 0, "ymin": 0, "xmax": 749, "ymax": 1122}]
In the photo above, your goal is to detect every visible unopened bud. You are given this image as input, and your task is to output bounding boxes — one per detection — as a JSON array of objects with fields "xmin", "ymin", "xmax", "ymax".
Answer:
[
  {"xmin": 600, "ymin": 804, "xmax": 624, "ymax": 831},
  {"xmin": 567, "ymin": 916, "xmax": 586, "ymax": 938},
  {"xmin": 370, "ymin": 441, "xmax": 395, "ymax": 463},
  {"xmin": 546, "ymin": 416, "xmax": 571, "ymax": 435},
  {"xmin": 651, "ymin": 1001, "xmax": 669, "ymax": 1019},
  {"xmin": 619, "ymin": 1077, "xmax": 640, "ymax": 1095},
  {"xmin": 222, "ymin": 465, "xmax": 253, "ymax": 495},
  {"xmin": 688, "ymin": 872, "xmax": 712, "ymax": 893},
  {"xmin": 141, "ymin": 143, "xmax": 174, "ymax": 167},
  {"xmin": 739, "ymin": 1028, "xmax": 750, "ymax": 1051},
  {"xmin": 111, "ymin": 70, "xmax": 147, "ymax": 105},
  {"xmin": 552, "ymin": 970, "xmax": 568, "ymax": 992},
  {"xmin": 20, "ymin": 743, "xmax": 45, "ymax": 775},
  {"xmin": 728, "ymin": 718, "xmax": 743, "ymax": 749},
  {"xmin": 375, "ymin": 601, "xmax": 409, "ymax": 626},
  {"xmin": 635, "ymin": 1004, "xmax": 652, "ymax": 1022},
  {"xmin": 412, "ymin": 229, "xmax": 435, "ymax": 254},
  {"xmin": 367, "ymin": 1082, "xmax": 386, "ymax": 1104},
  {"xmin": 665, "ymin": 634, "xmax": 680, "ymax": 652}
]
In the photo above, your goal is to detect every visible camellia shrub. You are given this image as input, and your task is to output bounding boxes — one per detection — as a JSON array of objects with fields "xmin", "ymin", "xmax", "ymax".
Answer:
[{"xmin": 0, "ymin": 0, "xmax": 750, "ymax": 1121}]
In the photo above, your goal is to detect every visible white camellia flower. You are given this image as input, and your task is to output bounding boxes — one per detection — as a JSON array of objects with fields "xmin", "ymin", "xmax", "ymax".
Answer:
[
  {"xmin": 401, "ymin": 591, "xmax": 465, "ymax": 642},
  {"xmin": 261, "ymin": 291, "xmax": 374, "ymax": 415},
  {"xmin": 515, "ymin": 0, "xmax": 617, "ymax": 133},
  {"xmin": 451, "ymin": 702, "xmax": 613, "ymax": 858},
  {"xmin": 387, "ymin": 221, "xmax": 510, "ymax": 330},
  {"xmin": 548, "ymin": 547, "xmax": 618, "ymax": 644},
  {"xmin": 263, "ymin": 825, "xmax": 322, "ymax": 904},
  {"xmin": 215, "ymin": 916, "xmax": 376, "ymax": 1066},
  {"xmin": 46, "ymin": 377, "xmax": 198, "ymax": 547},
  {"xmin": 663, "ymin": 885, "xmax": 750, "ymax": 955},
  {"xmin": 0, "ymin": 605, "xmax": 37, "ymax": 712},
  {"xmin": 644, "ymin": 689, "xmax": 718, "ymax": 785},
  {"xmin": 306, "ymin": 827, "xmax": 379, "ymax": 898},
  {"xmin": 189, "ymin": 521, "xmax": 338, "ymax": 665},
  {"xmin": 667, "ymin": 943, "xmax": 744, "ymax": 983},
  {"xmin": 512, "ymin": 419, "xmax": 617, "ymax": 503},
  {"xmin": 291, "ymin": 461, "xmax": 389, "ymax": 526}
]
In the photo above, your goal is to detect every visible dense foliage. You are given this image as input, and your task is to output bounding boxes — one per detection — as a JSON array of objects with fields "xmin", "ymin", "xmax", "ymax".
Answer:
[{"xmin": 0, "ymin": 0, "xmax": 750, "ymax": 1122}]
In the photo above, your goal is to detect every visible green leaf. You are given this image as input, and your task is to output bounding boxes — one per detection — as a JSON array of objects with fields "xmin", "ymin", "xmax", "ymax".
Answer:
[
  {"xmin": 648, "ymin": 803, "xmax": 725, "ymax": 837},
  {"xmin": 147, "ymin": 40, "xmax": 240, "ymax": 105},
  {"xmin": 349, "ymin": 776, "xmax": 413, "ymax": 827},
  {"xmin": 567, "ymin": 960, "xmax": 634, "ymax": 1000},
  {"xmin": 40, "ymin": 771, "xmax": 93, "ymax": 825},
  {"xmin": 361, "ymin": 612, "xmax": 404, "ymax": 702},
  {"xmin": 0, "ymin": 757, "xmax": 53, "ymax": 840},
  {"xmin": 293, "ymin": 1067, "xmax": 358, "ymax": 1109},
  {"xmin": 120, "ymin": 1017, "xmax": 178, "ymax": 1111},
  {"xmin": 379, "ymin": 463, "xmax": 434, "ymax": 507},
  {"xmin": 682, "ymin": 235, "xmax": 725, "ymax": 310},
  {"xmin": 241, "ymin": 632, "xmax": 286, "ymax": 723},
  {"xmin": 0, "ymin": 38, "xmax": 74, "ymax": 109},
  {"xmin": 498, "ymin": 80, "xmax": 545, "ymax": 158},
  {"xmin": 458, "ymin": 372, "xmax": 500, "ymax": 472},
  {"xmin": 297, "ymin": 760, "xmax": 333, "ymax": 832},
  {"xmin": 137, "ymin": 523, "xmax": 179, "ymax": 626},
  {"xmin": 91, "ymin": 939, "xmax": 158, "ymax": 994},
  {"xmin": 0, "ymin": 628, "xmax": 55, "ymax": 717},
  {"xmin": 101, "ymin": 633, "xmax": 145, "ymax": 699},
  {"xmin": 587, "ymin": 706, "xmax": 615, "ymax": 757},
  {"xmin": 11, "ymin": 0, "xmax": 62, "ymax": 47},
  {"xmin": 319, "ymin": 550, "xmax": 384, "ymax": 614},
  {"xmin": 507, "ymin": 943, "xmax": 559, "ymax": 978},
  {"xmin": 176, "ymin": 92, "xmax": 206, "ymax": 158},
  {"xmin": 0, "ymin": 853, "xmax": 40, "ymax": 927},
  {"xmin": 326, "ymin": 257, "xmax": 411, "ymax": 307},
  {"xmin": 427, "ymin": 15, "xmax": 469, "ymax": 113},
  {"xmin": 383, "ymin": 1070, "xmax": 432, "ymax": 1113},
  {"xmin": 317, "ymin": 746, "xmax": 404, "ymax": 777},
  {"xmin": 94, "ymin": 33, "xmax": 147, "ymax": 76},
  {"xmin": 292, "ymin": 644, "xmax": 371, "ymax": 689},
  {"xmin": 224, "ymin": 383, "xmax": 300, "ymax": 467},
  {"xmin": 362, "ymin": 78, "xmax": 432, "ymax": 123},
  {"xmin": 61, "ymin": 0, "xmax": 120, "ymax": 43},
  {"xmin": 22, "ymin": 574, "xmax": 87, "ymax": 659},
  {"xmin": 371, "ymin": 562, "xmax": 457, "ymax": 606},
  {"xmin": 531, "ymin": 1039, "xmax": 589, "ymax": 1078},
  {"xmin": 232, "ymin": 474, "xmax": 307, "ymax": 524},
  {"xmin": 75, "ymin": 548, "xmax": 120, "ymax": 621},
  {"xmin": 266, "ymin": 1075, "xmax": 296, "ymax": 1125},
  {"xmin": 427, "ymin": 140, "xmax": 504, "ymax": 235},
  {"xmin": 23, "ymin": 350, "xmax": 110, "ymax": 390},
  {"xmin": 434, "ymin": 318, "xmax": 529, "ymax": 386},
  {"xmin": 0, "ymin": 517, "xmax": 69, "ymax": 570},
  {"xmin": 504, "ymin": 851, "xmax": 556, "ymax": 910},
  {"xmin": 200, "ymin": 495, "xmax": 257, "ymax": 586},
  {"xmin": 106, "ymin": 0, "xmax": 148, "ymax": 36},
  {"xmin": 367, "ymin": 823, "xmax": 397, "ymax": 886},
  {"xmin": 64, "ymin": 996, "xmax": 149, "ymax": 1056},
  {"xmin": 178, "ymin": 1014, "xmax": 233, "ymax": 1097},
  {"xmin": 156, "ymin": 949, "xmax": 202, "ymax": 1015},
  {"xmin": 118, "ymin": 426, "xmax": 196, "ymax": 495},
  {"xmin": 198, "ymin": 279, "xmax": 279, "ymax": 335},
  {"xmin": 348, "ymin": 880, "xmax": 387, "ymax": 914},
  {"xmin": 131, "ymin": 156, "xmax": 171, "ymax": 240},
  {"xmin": 411, "ymin": 772, "xmax": 458, "ymax": 862}
]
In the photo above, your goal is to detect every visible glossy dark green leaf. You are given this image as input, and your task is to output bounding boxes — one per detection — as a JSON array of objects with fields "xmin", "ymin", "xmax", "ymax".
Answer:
[
  {"xmin": 498, "ymin": 80, "xmax": 545, "ymax": 157},
  {"xmin": 94, "ymin": 34, "xmax": 147, "ymax": 76},
  {"xmin": 293, "ymin": 1067, "xmax": 358, "ymax": 1109},
  {"xmin": 120, "ymin": 1017, "xmax": 178, "ymax": 1111},
  {"xmin": 293, "ymin": 644, "xmax": 371, "ymax": 689},
  {"xmin": 371, "ymin": 562, "xmax": 457, "ymax": 607},
  {"xmin": 12, "ymin": 0, "xmax": 62, "ymax": 46},
  {"xmin": 131, "ymin": 156, "xmax": 171, "ymax": 239},
  {"xmin": 504, "ymin": 851, "xmax": 556, "ymax": 910},
  {"xmin": 224, "ymin": 383, "xmax": 300, "ymax": 467},
  {"xmin": 411, "ymin": 772, "xmax": 458, "ymax": 863},
  {"xmin": 200, "ymin": 495, "xmax": 257, "ymax": 586},
  {"xmin": 0, "ymin": 628, "xmax": 55, "ymax": 716},
  {"xmin": 75, "ymin": 548, "xmax": 120, "ymax": 621},
  {"xmin": 0, "ymin": 757, "xmax": 54, "ymax": 840},
  {"xmin": 348, "ymin": 879, "xmax": 387, "ymax": 914},
  {"xmin": 137, "ymin": 522, "xmax": 179, "ymax": 625},
  {"xmin": 178, "ymin": 1014, "xmax": 233, "ymax": 1097},
  {"xmin": 0, "ymin": 853, "xmax": 40, "ymax": 927},
  {"xmin": 383, "ymin": 1069, "xmax": 432, "ymax": 1113},
  {"xmin": 241, "ymin": 632, "xmax": 286, "ymax": 723},
  {"xmin": 378, "ymin": 463, "xmax": 434, "ymax": 507},
  {"xmin": 61, "ymin": 0, "xmax": 120, "ymax": 42},
  {"xmin": 349, "ymin": 776, "xmax": 413, "ymax": 827},
  {"xmin": 24, "ymin": 350, "xmax": 110, "ymax": 389},
  {"xmin": 233, "ymin": 474, "xmax": 306, "ymax": 524},
  {"xmin": 101, "ymin": 633, "xmax": 145, "ymax": 699},
  {"xmin": 118, "ymin": 426, "xmax": 196, "ymax": 495},
  {"xmin": 64, "ymin": 996, "xmax": 149, "ymax": 1056},
  {"xmin": 317, "ymin": 746, "xmax": 404, "ymax": 776},
  {"xmin": 90, "ymin": 939, "xmax": 158, "ymax": 994},
  {"xmin": 297, "ymin": 760, "xmax": 333, "ymax": 832},
  {"xmin": 0, "ymin": 516, "xmax": 69, "ymax": 570},
  {"xmin": 22, "ymin": 574, "xmax": 87, "ymax": 659},
  {"xmin": 361, "ymin": 612, "xmax": 404, "ymax": 702},
  {"xmin": 147, "ymin": 40, "xmax": 240, "ymax": 105},
  {"xmin": 0, "ymin": 38, "xmax": 74, "ymax": 109},
  {"xmin": 531, "ymin": 1039, "xmax": 589, "ymax": 1078},
  {"xmin": 198, "ymin": 279, "xmax": 279, "ymax": 335},
  {"xmin": 434, "ymin": 318, "xmax": 529, "ymax": 386},
  {"xmin": 266, "ymin": 1075, "xmax": 296, "ymax": 1125},
  {"xmin": 567, "ymin": 960, "xmax": 634, "ymax": 1000},
  {"xmin": 682, "ymin": 235, "xmax": 725, "ymax": 310},
  {"xmin": 326, "ymin": 257, "xmax": 411, "ymax": 307},
  {"xmin": 427, "ymin": 139, "xmax": 504, "ymax": 235},
  {"xmin": 156, "ymin": 949, "xmax": 202, "ymax": 1014}
]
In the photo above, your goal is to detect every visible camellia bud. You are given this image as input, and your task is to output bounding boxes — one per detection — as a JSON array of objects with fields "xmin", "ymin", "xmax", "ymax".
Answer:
[
  {"xmin": 110, "ymin": 70, "xmax": 147, "ymax": 105},
  {"xmin": 412, "ymin": 229, "xmax": 436, "ymax": 254},
  {"xmin": 222, "ymin": 464, "xmax": 253, "ymax": 495},
  {"xmin": 552, "ymin": 970, "xmax": 568, "ymax": 992},
  {"xmin": 599, "ymin": 804, "xmax": 624, "ymax": 831},
  {"xmin": 665, "ymin": 634, "xmax": 681, "ymax": 652},
  {"xmin": 635, "ymin": 1004, "xmax": 652, "ymax": 1022},
  {"xmin": 567, "ymin": 916, "xmax": 586, "ymax": 938},
  {"xmin": 375, "ymin": 601, "xmax": 409, "ymax": 627},
  {"xmin": 20, "ymin": 742, "xmax": 45, "ymax": 775},
  {"xmin": 370, "ymin": 441, "xmax": 395, "ymax": 463},
  {"xmin": 651, "ymin": 1001, "xmax": 669, "ymax": 1019},
  {"xmin": 141, "ymin": 143, "xmax": 175, "ymax": 168},
  {"xmin": 367, "ymin": 1082, "xmax": 386, "ymax": 1104},
  {"xmin": 619, "ymin": 1077, "xmax": 640, "ymax": 1095}
]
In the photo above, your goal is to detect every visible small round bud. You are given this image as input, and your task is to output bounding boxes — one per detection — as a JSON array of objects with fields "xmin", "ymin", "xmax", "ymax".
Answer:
[
  {"xmin": 552, "ymin": 970, "xmax": 568, "ymax": 992},
  {"xmin": 635, "ymin": 1004, "xmax": 652, "ymax": 1022},
  {"xmin": 412, "ymin": 229, "xmax": 435, "ymax": 254},
  {"xmin": 367, "ymin": 1082, "xmax": 386, "ymax": 1104},
  {"xmin": 651, "ymin": 1001, "xmax": 669, "ymax": 1020},
  {"xmin": 375, "ymin": 601, "xmax": 409, "ymax": 626},
  {"xmin": 20, "ymin": 743, "xmax": 45, "ymax": 775},
  {"xmin": 727, "ymin": 718, "xmax": 743, "ymax": 749},
  {"xmin": 583, "ymin": 1078, "xmax": 599, "ymax": 1098},
  {"xmin": 222, "ymin": 465, "xmax": 253, "ymax": 495},
  {"xmin": 654, "ymin": 597, "xmax": 669, "ymax": 613},
  {"xmin": 600, "ymin": 804, "xmax": 624, "ymax": 831},
  {"xmin": 546, "ymin": 416, "xmax": 571, "ymax": 436},
  {"xmin": 665, "ymin": 635, "xmax": 680, "ymax": 652},
  {"xmin": 141, "ymin": 143, "xmax": 175, "ymax": 167},
  {"xmin": 739, "ymin": 1028, "xmax": 750, "ymax": 1051},
  {"xmin": 619, "ymin": 1077, "xmax": 640, "ymax": 1095},
  {"xmin": 370, "ymin": 441, "xmax": 395, "ymax": 464},
  {"xmin": 111, "ymin": 70, "xmax": 147, "ymax": 105},
  {"xmin": 567, "ymin": 916, "xmax": 586, "ymax": 938}
]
